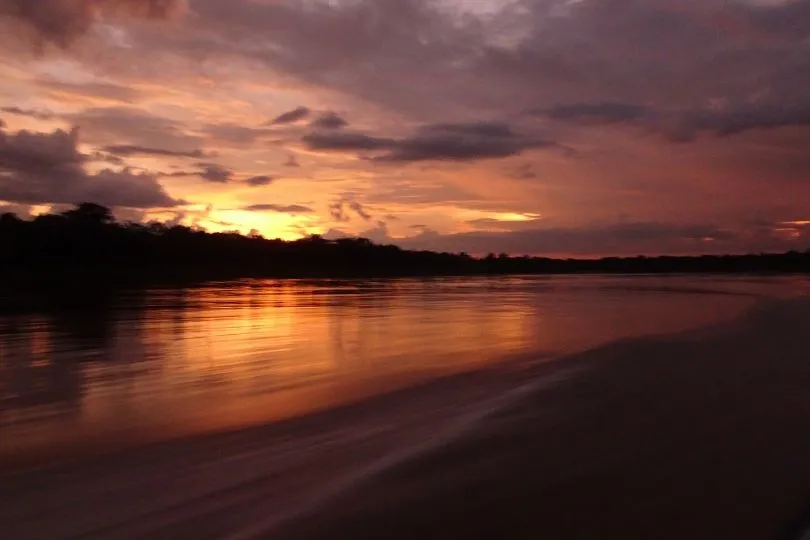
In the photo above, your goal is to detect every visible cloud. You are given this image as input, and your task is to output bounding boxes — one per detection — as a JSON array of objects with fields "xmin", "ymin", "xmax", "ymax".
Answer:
[
  {"xmin": 0, "ymin": 0, "xmax": 187, "ymax": 49},
  {"xmin": 329, "ymin": 200, "xmax": 350, "ymax": 222},
  {"xmin": 303, "ymin": 131, "xmax": 394, "ymax": 152},
  {"xmin": 367, "ymin": 178, "xmax": 483, "ymax": 206},
  {"xmin": 283, "ymin": 154, "xmax": 300, "ymax": 168},
  {"xmin": 539, "ymin": 100, "xmax": 810, "ymax": 142},
  {"xmin": 36, "ymin": 79, "xmax": 143, "ymax": 104},
  {"xmin": 246, "ymin": 175, "xmax": 274, "ymax": 187},
  {"xmin": 511, "ymin": 163, "xmax": 537, "ymax": 180},
  {"xmin": 374, "ymin": 122, "xmax": 549, "ymax": 163},
  {"xmin": 310, "ymin": 112, "xmax": 348, "ymax": 130},
  {"xmin": 359, "ymin": 220, "xmax": 391, "ymax": 244},
  {"xmin": 2, "ymin": 0, "xmax": 809, "ymax": 256},
  {"xmin": 302, "ymin": 121, "xmax": 548, "ymax": 162},
  {"xmin": 203, "ymin": 123, "xmax": 275, "ymax": 146},
  {"xmin": 395, "ymin": 221, "xmax": 741, "ymax": 256},
  {"xmin": 1, "ymin": 106, "xmax": 56, "ymax": 121},
  {"xmin": 663, "ymin": 100, "xmax": 810, "ymax": 142},
  {"xmin": 0, "ymin": 202, "xmax": 33, "ymax": 218},
  {"xmin": 243, "ymin": 204, "xmax": 313, "ymax": 213},
  {"xmin": 328, "ymin": 197, "xmax": 373, "ymax": 222},
  {"xmin": 0, "ymin": 125, "xmax": 84, "ymax": 171},
  {"xmin": 269, "ymin": 106, "xmax": 311, "ymax": 125},
  {"xmin": 69, "ymin": 107, "xmax": 202, "ymax": 152},
  {"xmin": 89, "ymin": 150, "xmax": 126, "ymax": 165},
  {"xmin": 103, "ymin": 144, "xmax": 207, "ymax": 159},
  {"xmin": 541, "ymin": 102, "xmax": 649, "ymax": 124},
  {"xmin": 348, "ymin": 200, "xmax": 372, "ymax": 221},
  {"xmin": 0, "ymin": 124, "xmax": 180, "ymax": 208},
  {"xmin": 179, "ymin": 0, "xmax": 810, "ymax": 140},
  {"xmin": 466, "ymin": 217, "xmax": 545, "ymax": 231},
  {"xmin": 160, "ymin": 162, "xmax": 238, "ymax": 183},
  {"xmin": 195, "ymin": 162, "xmax": 233, "ymax": 183}
]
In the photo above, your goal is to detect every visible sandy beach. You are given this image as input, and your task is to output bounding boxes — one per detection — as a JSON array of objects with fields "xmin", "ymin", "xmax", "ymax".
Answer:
[{"xmin": 3, "ymin": 297, "xmax": 810, "ymax": 540}]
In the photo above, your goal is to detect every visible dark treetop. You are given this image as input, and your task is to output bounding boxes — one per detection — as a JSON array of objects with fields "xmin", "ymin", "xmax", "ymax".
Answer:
[{"xmin": 2, "ymin": 203, "xmax": 810, "ymax": 284}]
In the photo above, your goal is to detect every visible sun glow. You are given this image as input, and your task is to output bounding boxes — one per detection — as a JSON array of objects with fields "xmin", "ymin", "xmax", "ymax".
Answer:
[{"xmin": 203, "ymin": 209, "xmax": 322, "ymax": 240}]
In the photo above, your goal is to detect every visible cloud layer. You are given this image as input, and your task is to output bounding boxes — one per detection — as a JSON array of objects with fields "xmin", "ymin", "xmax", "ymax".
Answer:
[
  {"xmin": 0, "ymin": 125, "xmax": 180, "ymax": 208},
  {"xmin": 1, "ymin": 0, "xmax": 809, "ymax": 254},
  {"xmin": 0, "ymin": 0, "xmax": 186, "ymax": 48},
  {"xmin": 303, "ymin": 122, "xmax": 549, "ymax": 162}
]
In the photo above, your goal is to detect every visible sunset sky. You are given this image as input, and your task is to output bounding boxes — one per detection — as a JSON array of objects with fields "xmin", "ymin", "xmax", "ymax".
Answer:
[{"xmin": 1, "ymin": 0, "xmax": 809, "ymax": 256}]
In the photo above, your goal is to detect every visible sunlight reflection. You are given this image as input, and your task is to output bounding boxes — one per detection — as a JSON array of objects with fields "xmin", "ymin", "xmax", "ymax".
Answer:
[{"xmin": 2, "ymin": 275, "xmax": 802, "ymax": 459}]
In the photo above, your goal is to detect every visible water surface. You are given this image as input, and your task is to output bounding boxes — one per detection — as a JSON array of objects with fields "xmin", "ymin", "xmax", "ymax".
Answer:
[{"xmin": 0, "ymin": 274, "xmax": 805, "ymax": 458}]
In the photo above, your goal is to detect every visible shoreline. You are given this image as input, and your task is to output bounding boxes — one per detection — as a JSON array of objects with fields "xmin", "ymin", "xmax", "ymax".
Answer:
[
  {"xmin": 0, "ymin": 349, "xmax": 563, "ymax": 476},
  {"xmin": 0, "ymin": 271, "xmax": 805, "ymax": 315},
  {"xmin": 271, "ymin": 296, "xmax": 810, "ymax": 540}
]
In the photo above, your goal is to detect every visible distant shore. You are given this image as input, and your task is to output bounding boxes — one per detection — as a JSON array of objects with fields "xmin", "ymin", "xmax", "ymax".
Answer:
[
  {"xmin": 2, "ymin": 204, "xmax": 810, "ymax": 314},
  {"xmin": 0, "ymin": 266, "xmax": 807, "ymax": 316},
  {"xmin": 3, "ymin": 297, "xmax": 810, "ymax": 539}
]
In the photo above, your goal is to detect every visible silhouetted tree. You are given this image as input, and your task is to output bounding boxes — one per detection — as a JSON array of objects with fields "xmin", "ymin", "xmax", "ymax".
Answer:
[
  {"xmin": 62, "ymin": 203, "xmax": 114, "ymax": 227},
  {"xmin": 0, "ymin": 202, "xmax": 808, "ymax": 307}
]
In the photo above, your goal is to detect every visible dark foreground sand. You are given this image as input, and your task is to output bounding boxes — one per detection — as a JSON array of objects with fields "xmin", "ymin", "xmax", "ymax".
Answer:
[{"xmin": 3, "ymin": 297, "xmax": 810, "ymax": 540}]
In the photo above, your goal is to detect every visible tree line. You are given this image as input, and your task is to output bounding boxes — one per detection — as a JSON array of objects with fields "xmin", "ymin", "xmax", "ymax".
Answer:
[{"xmin": 2, "ymin": 203, "xmax": 810, "ymax": 285}]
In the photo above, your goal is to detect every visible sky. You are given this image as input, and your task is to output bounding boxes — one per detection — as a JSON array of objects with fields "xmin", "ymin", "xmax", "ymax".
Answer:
[{"xmin": 0, "ymin": 0, "xmax": 809, "ymax": 256}]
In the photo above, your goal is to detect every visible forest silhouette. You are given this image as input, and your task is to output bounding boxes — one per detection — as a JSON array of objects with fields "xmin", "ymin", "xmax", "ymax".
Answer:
[{"xmin": 2, "ymin": 203, "xmax": 810, "ymax": 288}]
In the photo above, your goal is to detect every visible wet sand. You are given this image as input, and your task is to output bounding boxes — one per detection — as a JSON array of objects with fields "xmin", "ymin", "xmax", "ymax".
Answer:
[
  {"xmin": 3, "ymin": 298, "xmax": 810, "ymax": 539},
  {"xmin": 273, "ymin": 298, "xmax": 810, "ymax": 540}
]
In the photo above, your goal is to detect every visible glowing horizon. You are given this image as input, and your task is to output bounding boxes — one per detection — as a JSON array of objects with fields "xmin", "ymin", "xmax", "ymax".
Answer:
[{"xmin": 1, "ymin": 0, "xmax": 809, "ymax": 256}]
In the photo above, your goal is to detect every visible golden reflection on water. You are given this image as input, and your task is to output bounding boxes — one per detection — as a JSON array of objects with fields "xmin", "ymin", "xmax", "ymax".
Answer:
[{"xmin": 0, "ymin": 275, "xmax": 804, "ymax": 458}]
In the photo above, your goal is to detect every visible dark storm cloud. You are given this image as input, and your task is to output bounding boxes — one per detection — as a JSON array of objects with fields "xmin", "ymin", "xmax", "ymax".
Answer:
[
  {"xmin": 245, "ymin": 175, "xmax": 274, "ymax": 187},
  {"xmin": 104, "ymin": 144, "xmax": 208, "ymax": 159},
  {"xmin": 269, "ymin": 106, "xmax": 311, "ymax": 126},
  {"xmin": 0, "ymin": 124, "xmax": 180, "ymax": 208},
  {"xmin": 242, "ymin": 204, "xmax": 313, "ymax": 214},
  {"xmin": 310, "ymin": 112, "xmax": 348, "ymax": 130},
  {"xmin": 302, "ymin": 121, "xmax": 547, "ymax": 162},
  {"xmin": 0, "ymin": 0, "xmax": 186, "ymax": 48}
]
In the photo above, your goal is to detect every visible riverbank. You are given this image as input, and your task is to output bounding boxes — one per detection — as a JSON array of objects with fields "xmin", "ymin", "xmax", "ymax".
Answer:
[
  {"xmin": 3, "ymin": 297, "xmax": 810, "ymax": 539},
  {"xmin": 1, "ymin": 268, "xmax": 808, "ymax": 315},
  {"xmin": 273, "ymin": 297, "xmax": 810, "ymax": 540}
]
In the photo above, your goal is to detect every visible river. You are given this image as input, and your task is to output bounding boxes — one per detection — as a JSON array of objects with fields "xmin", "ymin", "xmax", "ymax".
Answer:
[{"xmin": 0, "ymin": 274, "xmax": 805, "ymax": 459}]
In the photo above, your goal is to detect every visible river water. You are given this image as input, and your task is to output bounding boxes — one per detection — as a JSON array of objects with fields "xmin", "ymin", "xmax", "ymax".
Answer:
[{"xmin": 0, "ymin": 274, "xmax": 806, "ymax": 459}]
